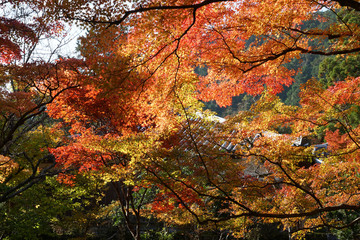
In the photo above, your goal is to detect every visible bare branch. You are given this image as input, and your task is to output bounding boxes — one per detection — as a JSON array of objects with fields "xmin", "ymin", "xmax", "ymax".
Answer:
[{"xmin": 68, "ymin": 0, "xmax": 232, "ymax": 26}]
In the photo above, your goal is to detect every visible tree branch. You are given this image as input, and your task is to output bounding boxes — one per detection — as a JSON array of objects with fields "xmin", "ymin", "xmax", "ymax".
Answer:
[
  {"xmin": 68, "ymin": 0, "xmax": 232, "ymax": 26},
  {"xmin": 331, "ymin": 0, "xmax": 360, "ymax": 11}
]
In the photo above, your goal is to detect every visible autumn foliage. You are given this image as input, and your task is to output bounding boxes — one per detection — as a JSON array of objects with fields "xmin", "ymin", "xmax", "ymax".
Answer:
[
  {"xmin": 44, "ymin": 0, "xmax": 360, "ymax": 238},
  {"xmin": 2, "ymin": 0, "xmax": 360, "ymax": 239}
]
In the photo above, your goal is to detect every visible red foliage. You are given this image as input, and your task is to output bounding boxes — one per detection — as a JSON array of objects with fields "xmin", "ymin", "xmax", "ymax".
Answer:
[{"xmin": 0, "ymin": 17, "xmax": 36, "ymax": 63}]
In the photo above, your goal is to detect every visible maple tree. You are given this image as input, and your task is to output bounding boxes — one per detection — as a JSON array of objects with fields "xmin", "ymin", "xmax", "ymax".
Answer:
[
  {"xmin": 145, "ymin": 78, "xmax": 360, "ymax": 238},
  {"xmin": 43, "ymin": 0, "xmax": 360, "ymax": 104},
  {"xmin": 0, "ymin": 0, "xmax": 83, "ymax": 203},
  {"xmin": 0, "ymin": 2, "xmax": 106, "ymax": 238},
  {"xmin": 46, "ymin": 25, "xmax": 200, "ymax": 239},
  {"xmin": 6, "ymin": 0, "xmax": 360, "ymax": 238}
]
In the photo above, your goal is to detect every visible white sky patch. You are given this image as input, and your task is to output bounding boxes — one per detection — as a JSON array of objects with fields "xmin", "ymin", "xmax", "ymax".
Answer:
[
  {"xmin": 1, "ymin": 1, "xmax": 86, "ymax": 63},
  {"xmin": 30, "ymin": 23, "xmax": 86, "ymax": 62}
]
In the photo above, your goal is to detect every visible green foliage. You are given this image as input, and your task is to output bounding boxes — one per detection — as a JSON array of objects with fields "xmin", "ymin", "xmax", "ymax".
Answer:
[
  {"xmin": 347, "ymin": 105, "xmax": 360, "ymax": 127},
  {"xmin": 341, "ymin": 9, "xmax": 360, "ymax": 24},
  {"xmin": 142, "ymin": 228, "xmax": 175, "ymax": 240},
  {"xmin": 318, "ymin": 55, "xmax": 360, "ymax": 88},
  {"xmin": 0, "ymin": 178, "xmax": 61, "ymax": 239},
  {"xmin": 329, "ymin": 210, "xmax": 360, "ymax": 240},
  {"xmin": 0, "ymin": 174, "xmax": 106, "ymax": 239},
  {"xmin": 317, "ymin": 9, "xmax": 360, "ymax": 88},
  {"xmin": 282, "ymin": 53, "xmax": 326, "ymax": 106}
]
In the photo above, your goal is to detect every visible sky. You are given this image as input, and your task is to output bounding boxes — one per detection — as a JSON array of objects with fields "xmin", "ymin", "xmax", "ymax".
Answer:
[
  {"xmin": 32, "ymin": 23, "xmax": 85, "ymax": 62},
  {"xmin": 1, "ymin": 2, "xmax": 86, "ymax": 62}
]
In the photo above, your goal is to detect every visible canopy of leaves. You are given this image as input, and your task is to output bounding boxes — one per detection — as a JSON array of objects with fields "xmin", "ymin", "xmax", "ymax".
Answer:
[{"xmin": 2, "ymin": 0, "xmax": 360, "ymax": 239}]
